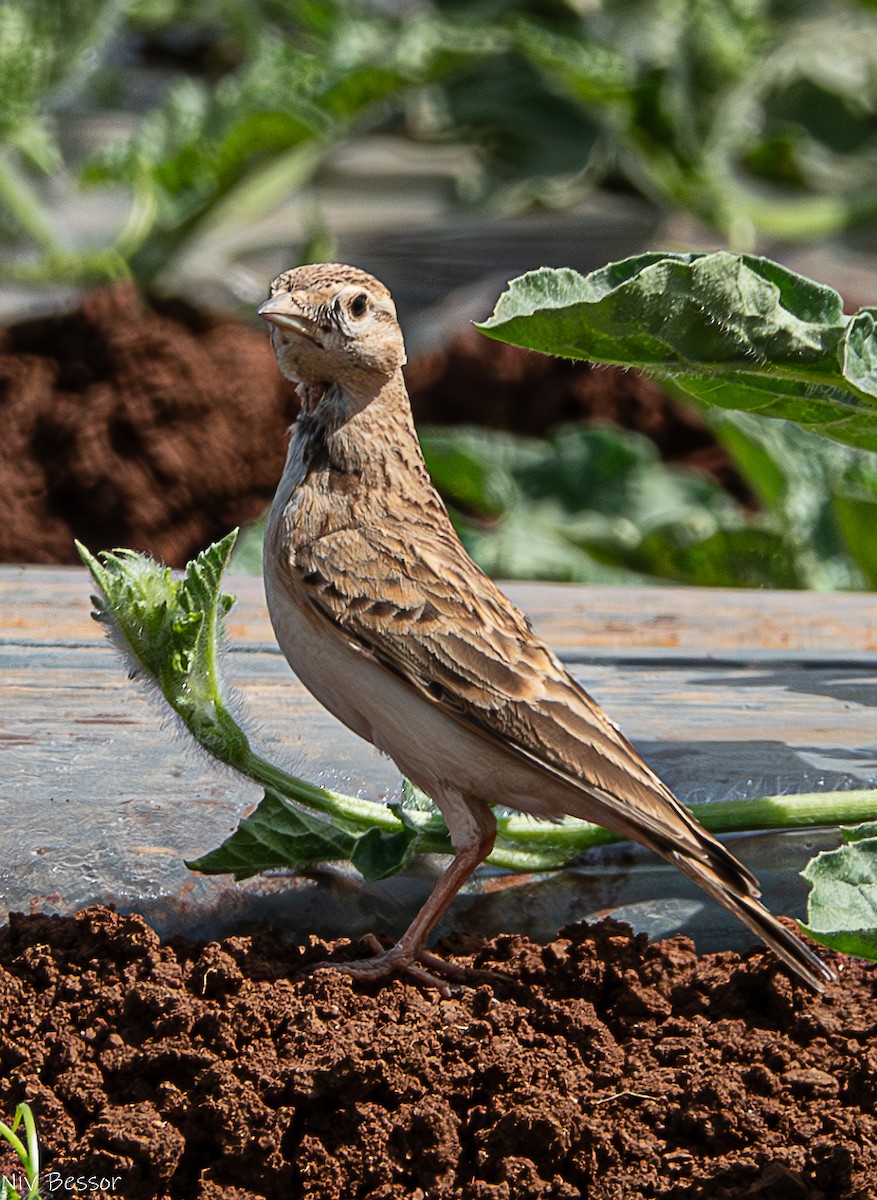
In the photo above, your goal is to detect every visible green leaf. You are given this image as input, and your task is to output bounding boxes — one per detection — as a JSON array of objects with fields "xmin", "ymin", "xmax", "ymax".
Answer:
[
  {"xmin": 188, "ymin": 789, "xmax": 419, "ymax": 883},
  {"xmin": 709, "ymin": 410, "xmax": 872, "ymax": 589},
  {"xmin": 516, "ymin": 425, "xmax": 737, "ymax": 527},
  {"xmin": 802, "ymin": 825, "xmax": 877, "ymax": 962},
  {"xmin": 831, "ymin": 454, "xmax": 877, "ymax": 588},
  {"xmin": 78, "ymin": 533, "xmax": 452, "ymax": 884},
  {"xmin": 187, "ymin": 789, "xmax": 356, "ymax": 881},
  {"xmin": 350, "ymin": 826, "xmax": 417, "ymax": 882},
  {"xmin": 420, "ymin": 426, "xmax": 537, "ymax": 517},
  {"xmin": 76, "ymin": 531, "xmax": 250, "ymax": 763},
  {"xmin": 845, "ymin": 822, "xmax": 877, "ymax": 842},
  {"xmin": 423, "ymin": 422, "xmax": 800, "ymax": 588},
  {"xmin": 229, "ymin": 516, "xmax": 267, "ymax": 575},
  {"xmin": 460, "ymin": 501, "xmax": 647, "ymax": 585},
  {"xmin": 476, "ymin": 253, "xmax": 877, "ymax": 455},
  {"xmin": 844, "ymin": 310, "xmax": 877, "ymax": 396},
  {"xmin": 636, "ymin": 525, "xmax": 800, "ymax": 590},
  {"xmin": 0, "ymin": 0, "xmax": 123, "ymax": 143},
  {"xmin": 509, "ymin": 17, "xmax": 633, "ymax": 107}
]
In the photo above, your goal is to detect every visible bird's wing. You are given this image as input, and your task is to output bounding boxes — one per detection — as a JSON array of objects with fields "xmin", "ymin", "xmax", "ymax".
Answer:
[{"xmin": 282, "ymin": 520, "xmax": 756, "ymax": 888}]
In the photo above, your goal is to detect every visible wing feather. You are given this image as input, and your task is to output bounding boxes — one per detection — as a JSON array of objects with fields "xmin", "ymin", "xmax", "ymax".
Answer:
[{"xmin": 286, "ymin": 522, "xmax": 758, "ymax": 893}]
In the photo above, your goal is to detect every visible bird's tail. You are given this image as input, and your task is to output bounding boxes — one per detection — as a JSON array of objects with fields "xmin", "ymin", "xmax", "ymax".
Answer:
[{"xmin": 669, "ymin": 847, "xmax": 835, "ymax": 992}]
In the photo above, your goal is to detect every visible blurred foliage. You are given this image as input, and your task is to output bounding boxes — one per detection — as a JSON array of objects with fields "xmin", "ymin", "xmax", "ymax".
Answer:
[
  {"xmin": 3, "ymin": 0, "xmax": 877, "ymax": 284},
  {"xmin": 232, "ymin": 410, "xmax": 876, "ymax": 590},
  {"xmin": 4, "ymin": 0, "xmax": 877, "ymax": 593},
  {"xmin": 464, "ymin": 250, "xmax": 877, "ymax": 589},
  {"xmin": 710, "ymin": 411, "xmax": 877, "ymax": 591},
  {"xmin": 419, "ymin": 418, "xmax": 876, "ymax": 590}
]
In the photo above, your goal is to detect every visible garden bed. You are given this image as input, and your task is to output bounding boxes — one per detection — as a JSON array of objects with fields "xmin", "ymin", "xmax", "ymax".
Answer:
[
  {"xmin": 4, "ymin": 4, "xmax": 877, "ymax": 1191},
  {"xmin": 1, "ymin": 906, "xmax": 874, "ymax": 1200},
  {"xmin": 3, "ymin": 287, "xmax": 876, "ymax": 1198}
]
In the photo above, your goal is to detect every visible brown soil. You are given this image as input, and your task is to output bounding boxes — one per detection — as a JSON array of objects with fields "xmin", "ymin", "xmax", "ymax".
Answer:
[
  {"xmin": 0, "ymin": 287, "xmax": 745, "ymax": 567},
  {"xmin": 1, "ymin": 906, "xmax": 874, "ymax": 1200},
  {"xmin": 0, "ymin": 287, "xmax": 296, "ymax": 566}
]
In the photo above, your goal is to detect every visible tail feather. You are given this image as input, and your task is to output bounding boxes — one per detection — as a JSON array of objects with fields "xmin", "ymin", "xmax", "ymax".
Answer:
[
  {"xmin": 567, "ymin": 779, "xmax": 834, "ymax": 989},
  {"xmin": 670, "ymin": 850, "xmax": 835, "ymax": 992}
]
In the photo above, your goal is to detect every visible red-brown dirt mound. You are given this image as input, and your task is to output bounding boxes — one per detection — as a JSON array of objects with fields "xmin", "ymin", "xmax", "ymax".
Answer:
[
  {"xmin": 0, "ymin": 288, "xmax": 744, "ymax": 567},
  {"xmin": 1, "ymin": 906, "xmax": 873, "ymax": 1200},
  {"xmin": 0, "ymin": 287, "xmax": 296, "ymax": 566}
]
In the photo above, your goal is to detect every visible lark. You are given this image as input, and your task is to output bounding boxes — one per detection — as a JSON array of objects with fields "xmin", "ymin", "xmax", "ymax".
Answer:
[{"xmin": 259, "ymin": 262, "xmax": 833, "ymax": 992}]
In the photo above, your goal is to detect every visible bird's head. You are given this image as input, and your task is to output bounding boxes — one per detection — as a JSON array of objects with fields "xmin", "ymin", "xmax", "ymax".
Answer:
[{"xmin": 258, "ymin": 263, "xmax": 406, "ymax": 413}]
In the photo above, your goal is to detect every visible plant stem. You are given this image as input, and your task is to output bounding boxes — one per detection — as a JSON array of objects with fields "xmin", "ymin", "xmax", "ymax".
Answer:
[
  {"xmin": 0, "ymin": 1120, "xmax": 28, "ymax": 1172},
  {"xmin": 690, "ymin": 790, "xmax": 877, "ymax": 835},
  {"xmin": 243, "ymin": 750, "xmax": 409, "ymax": 835},
  {"xmin": 489, "ymin": 789, "xmax": 877, "ymax": 870},
  {"xmin": 80, "ymin": 537, "xmax": 877, "ymax": 879},
  {"xmin": 0, "ymin": 1102, "xmax": 39, "ymax": 1197},
  {"xmin": 235, "ymin": 731, "xmax": 877, "ymax": 872},
  {"xmin": 0, "ymin": 149, "xmax": 60, "ymax": 253},
  {"xmin": 20, "ymin": 1103, "xmax": 40, "ymax": 1199}
]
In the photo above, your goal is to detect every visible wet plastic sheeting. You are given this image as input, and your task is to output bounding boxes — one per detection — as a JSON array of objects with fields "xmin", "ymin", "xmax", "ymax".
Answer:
[{"xmin": 1, "ymin": 567, "xmax": 875, "ymax": 950}]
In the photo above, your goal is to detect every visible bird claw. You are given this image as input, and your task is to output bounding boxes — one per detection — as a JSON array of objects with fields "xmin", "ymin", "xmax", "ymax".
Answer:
[{"xmin": 302, "ymin": 935, "xmax": 496, "ymax": 997}]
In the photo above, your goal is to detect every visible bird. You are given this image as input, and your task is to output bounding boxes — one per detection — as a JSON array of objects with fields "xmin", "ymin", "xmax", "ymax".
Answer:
[{"xmin": 258, "ymin": 262, "xmax": 834, "ymax": 993}]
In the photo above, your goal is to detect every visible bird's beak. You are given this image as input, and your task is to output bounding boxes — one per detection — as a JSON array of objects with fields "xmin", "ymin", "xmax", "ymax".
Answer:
[{"xmin": 257, "ymin": 293, "xmax": 319, "ymax": 339}]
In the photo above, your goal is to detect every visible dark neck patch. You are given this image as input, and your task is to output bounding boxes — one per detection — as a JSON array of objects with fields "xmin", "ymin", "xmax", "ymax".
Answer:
[
  {"xmin": 299, "ymin": 412, "xmax": 362, "ymax": 484},
  {"xmin": 300, "ymin": 414, "xmax": 330, "ymax": 474}
]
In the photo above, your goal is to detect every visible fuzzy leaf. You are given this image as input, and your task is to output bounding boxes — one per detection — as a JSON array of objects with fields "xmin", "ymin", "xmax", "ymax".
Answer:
[
  {"xmin": 77, "ymin": 533, "xmax": 448, "ymax": 883},
  {"xmin": 801, "ymin": 824, "xmax": 877, "ymax": 962},
  {"xmin": 76, "ymin": 531, "xmax": 250, "ymax": 763},
  {"xmin": 476, "ymin": 253, "xmax": 877, "ymax": 454}
]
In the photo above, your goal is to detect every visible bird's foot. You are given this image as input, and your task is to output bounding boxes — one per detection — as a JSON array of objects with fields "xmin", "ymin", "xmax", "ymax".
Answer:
[{"xmin": 304, "ymin": 934, "xmax": 496, "ymax": 997}]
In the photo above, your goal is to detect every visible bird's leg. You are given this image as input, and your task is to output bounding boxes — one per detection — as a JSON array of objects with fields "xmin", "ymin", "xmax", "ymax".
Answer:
[{"xmin": 311, "ymin": 799, "xmax": 497, "ymax": 994}]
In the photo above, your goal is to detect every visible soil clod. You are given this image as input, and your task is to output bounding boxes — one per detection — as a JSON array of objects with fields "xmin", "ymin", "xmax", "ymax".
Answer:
[{"xmin": 1, "ymin": 906, "xmax": 874, "ymax": 1199}]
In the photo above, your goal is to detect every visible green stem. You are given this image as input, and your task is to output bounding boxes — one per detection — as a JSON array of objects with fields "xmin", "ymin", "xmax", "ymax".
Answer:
[
  {"xmin": 0, "ymin": 1120, "xmax": 28, "ymax": 1171},
  {"xmin": 79, "ymin": 537, "xmax": 877, "ymax": 880},
  {"xmin": 0, "ymin": 149, "xmax": 60, "ymax": 252},
  {"xmin": 145, "ymin": 604, "xmax": 877, "ymax": 873},
  {"xmin": 490, "ymin": 790, "xmax": 877, "ymax": 870},
  {"xmin": 234, "ymin": 725, "xmax": 877, "ymax": 872},
  {"xmin": 241, "ymin": 750, "xmax": 453, "ymax": 857},
  {"xmin": 0, "ymin": 1102, "xmax": 39, "ymax": 1197},
  {"xmin": 20, "ymin": 1103, "xmax": 39, "ymax": 1198},
  {"xmin": 243, "ymin": 750, "xmax": 407, "ymax": 835},
  {"xmin": 690, "ymin": 790, "xmax": 877, "ymax": 835}
]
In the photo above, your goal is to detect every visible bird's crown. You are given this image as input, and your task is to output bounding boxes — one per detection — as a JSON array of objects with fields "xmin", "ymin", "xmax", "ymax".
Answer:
[{"xmin": 268, "ymin": 262, "xmax": 392, "ymax": 302}]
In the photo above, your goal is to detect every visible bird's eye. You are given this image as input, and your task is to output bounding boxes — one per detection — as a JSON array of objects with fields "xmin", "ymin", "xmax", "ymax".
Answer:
[{"xmin": 348, "ymin": 292, "xmax": 369, "ymax": 319}]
